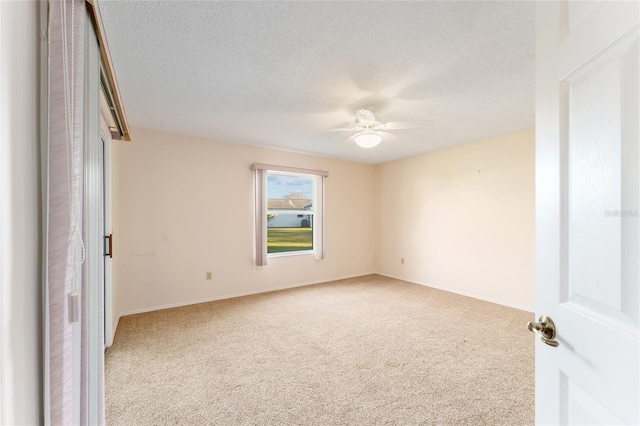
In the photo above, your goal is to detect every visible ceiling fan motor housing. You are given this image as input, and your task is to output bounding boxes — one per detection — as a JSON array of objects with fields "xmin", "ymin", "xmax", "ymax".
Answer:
[{"xmin": 355, "ymin": 109, "xmax": 387, "ymax": 131}]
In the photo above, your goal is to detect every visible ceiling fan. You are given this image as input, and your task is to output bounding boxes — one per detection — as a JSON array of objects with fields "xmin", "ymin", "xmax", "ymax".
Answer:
[{"xmin": 340, "ymin": 109, "xmax": 432, "ymax": 149}]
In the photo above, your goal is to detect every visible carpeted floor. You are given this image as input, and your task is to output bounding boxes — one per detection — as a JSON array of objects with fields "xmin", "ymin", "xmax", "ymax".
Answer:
[{"xmin": 105, "ymin": 275, "xmax": 534, "ymax": 425}]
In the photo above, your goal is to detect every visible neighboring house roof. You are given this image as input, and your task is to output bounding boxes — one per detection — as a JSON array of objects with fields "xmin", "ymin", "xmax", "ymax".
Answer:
[{"xmin": 268, "ymin": 199, "xmax": 312, "ymax": 210}]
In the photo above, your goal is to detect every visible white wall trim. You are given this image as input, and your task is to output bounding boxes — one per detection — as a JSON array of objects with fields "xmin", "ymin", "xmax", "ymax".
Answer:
[
  {"xmin": 118, "ymin": 271, "xmax": 534, "ymax": 318},
  {"xmin": 110, "ymin": 315, "xmax": 120, "ymax": 345},
  {"xmin": 119, "ymin": 272, "xmax": 375, "ymax": 317},
  {"xmin": 375, "ymin": 272, "xmax": 535, "ymax": 313}
]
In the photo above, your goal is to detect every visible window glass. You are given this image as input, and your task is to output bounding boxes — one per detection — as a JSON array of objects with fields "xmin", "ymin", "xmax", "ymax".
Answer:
[{"xmin": 267, "ymin": 172, "xmax": 314, "ymax": 254}]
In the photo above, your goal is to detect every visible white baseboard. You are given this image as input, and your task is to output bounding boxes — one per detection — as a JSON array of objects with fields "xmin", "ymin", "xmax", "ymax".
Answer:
[
  {"xmin": 374, "ymin": 272, "xmax": 535, "ymax": 313},
  {"xmin": 119, "ymin": 272, "xmax": 375, "ymax": 317}
]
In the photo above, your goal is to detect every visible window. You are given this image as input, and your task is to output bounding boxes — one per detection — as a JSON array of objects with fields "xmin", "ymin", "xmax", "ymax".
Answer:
[
  {"xmin": 266, "ymin": 171, "xmax": 314, "ymax": 254},
  {"xmin": 252, "ymin": 164, "xmax": 328, "ymax": 265}
]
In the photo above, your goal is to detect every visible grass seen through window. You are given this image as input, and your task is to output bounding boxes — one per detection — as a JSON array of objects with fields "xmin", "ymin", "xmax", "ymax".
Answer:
[{"xmin": 267, "ymin": 228, "xmax": 313, "ymax": 253}]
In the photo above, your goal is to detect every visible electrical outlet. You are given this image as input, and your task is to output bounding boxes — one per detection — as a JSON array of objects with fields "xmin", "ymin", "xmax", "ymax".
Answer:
[
  {"xmin": 401, "ymin": 257, "xmax": 405, "ymax": 265},
  {"xmin": 206, "ymin": 272, "xmax": 212, "ymax": 280}
]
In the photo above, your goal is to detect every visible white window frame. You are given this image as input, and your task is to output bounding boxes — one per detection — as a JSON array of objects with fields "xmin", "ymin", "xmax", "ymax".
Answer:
[
  {"xmin": 266, "ymin": 170, "xmax": 315, "ymax": 258},
  {"xmin": 251, "ymin": 163, "xmax": 328, "ymax": 266}
]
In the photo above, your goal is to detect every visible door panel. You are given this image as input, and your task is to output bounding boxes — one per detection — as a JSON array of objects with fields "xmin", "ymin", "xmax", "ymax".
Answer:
[
  {"xmin": 102, "ymin": 134, "xmax": 114, "ymax": 348},
  {"xmin": 565, "ymin": 378, "xmax": 625, "ymax": 425},
  {"xmin": 564, "ymin": 36, "xmax": 637, "ymax": 326}
]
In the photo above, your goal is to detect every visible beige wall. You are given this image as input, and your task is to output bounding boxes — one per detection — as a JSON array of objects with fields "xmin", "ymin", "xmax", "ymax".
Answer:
[
  {"xmin": 115, "ymin": 128, "xmax": 377, "ymax": 314},
  {"xmin": 375, "ymin": 129, "xmax": 535, "ymax": 310},
  {"xmin": 0, "ymin": 1, "xmax": 42, "ymax": 423},
  {"xmin": 115, "ymin": 127, "xmax": 534, "ymax": 317}
]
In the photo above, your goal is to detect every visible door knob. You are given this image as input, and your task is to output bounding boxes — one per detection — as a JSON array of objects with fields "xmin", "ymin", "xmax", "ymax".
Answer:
[{"xmin": 527, "ymin": 315, "xmax": 559, "ymax": 347}]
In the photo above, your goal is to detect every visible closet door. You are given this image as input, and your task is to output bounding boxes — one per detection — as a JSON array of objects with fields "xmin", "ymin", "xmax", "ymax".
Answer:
[{"xmin": 82, "ymin": 8, "xmax": 106, "ymax": 425}]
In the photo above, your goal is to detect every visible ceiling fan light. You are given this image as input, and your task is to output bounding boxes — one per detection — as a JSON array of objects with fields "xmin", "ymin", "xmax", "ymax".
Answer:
[{"xmin": 354, "ymin": 131, "xmax": 382, "ymax": 148}]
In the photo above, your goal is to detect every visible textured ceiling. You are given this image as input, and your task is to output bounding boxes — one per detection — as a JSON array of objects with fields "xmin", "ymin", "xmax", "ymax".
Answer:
[{"xmin": 98, "ymin": 1, "xmax": 535, "ymax": 164}]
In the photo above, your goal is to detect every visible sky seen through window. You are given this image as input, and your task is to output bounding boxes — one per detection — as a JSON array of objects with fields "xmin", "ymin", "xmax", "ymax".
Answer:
[{"xmin": 267, "ymin": 172, "xmax": 313, "ymax": 199}]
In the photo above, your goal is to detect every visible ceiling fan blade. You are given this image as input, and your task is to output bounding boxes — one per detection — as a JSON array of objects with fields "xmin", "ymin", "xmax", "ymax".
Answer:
[
  {"xmin": 378, "ymin": 131, "xmax": 400, "ymax": 144},
  {"xmin": 383, "ymin": 132, "xmax": 399, "ymax": 141},
  {"xmin": 343, "ymin": 134, "xmax": 358, "ymax": 144},
  {"xmin": 384, "ymin": 120, "xmax": 434, "ymax": 130},
  {"xmin": 327, "ymin": 121, "xmax": 358, "ymax": 132}
]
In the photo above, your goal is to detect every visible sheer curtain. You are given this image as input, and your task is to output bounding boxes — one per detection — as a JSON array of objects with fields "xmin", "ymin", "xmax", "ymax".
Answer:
[{"xmin": 45, "ymin": 1, "xmax": 105, "ymax": 424}]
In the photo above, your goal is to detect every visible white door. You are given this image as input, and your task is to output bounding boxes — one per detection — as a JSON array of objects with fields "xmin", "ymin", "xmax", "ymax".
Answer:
[
  {"xmin": 102, "ymin": 128, "xmax": 114, "ymax": 348},
  {"xmin": 535, "ymin": 1, "xmax": 639, "ymax": 425}
]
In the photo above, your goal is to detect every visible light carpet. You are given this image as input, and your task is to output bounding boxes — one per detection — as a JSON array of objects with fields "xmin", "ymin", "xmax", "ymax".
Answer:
[{"xmin": 106, "ymin": 274, "xmax": 534, "ymax": 425}]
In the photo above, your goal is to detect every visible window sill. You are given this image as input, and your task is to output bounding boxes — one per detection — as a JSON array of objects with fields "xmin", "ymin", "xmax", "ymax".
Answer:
[{"xmin": 267, "ymin": 250, "xmax": 314, "ymax": 258}]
